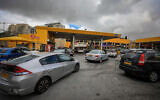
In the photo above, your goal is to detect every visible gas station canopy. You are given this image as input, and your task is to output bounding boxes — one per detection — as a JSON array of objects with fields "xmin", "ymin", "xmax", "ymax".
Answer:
[
  {"xmin": 36, "ymin": 26, "xmax": 121, "ymax": 40},
  {"xmin": 0, "ymin": 36, "xmax": 33, "ymax": 42},
  {"xmin": 104, "ymin": 38, "xmax": 130, "ymax": 44},
  {"xmin": 135, "ymin": 37, "xmax": 160, "ymax": 43}
]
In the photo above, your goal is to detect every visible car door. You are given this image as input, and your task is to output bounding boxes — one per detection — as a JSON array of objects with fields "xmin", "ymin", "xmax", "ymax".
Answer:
[
  {"xmin": 153, "ymin": 53, "xmax": 160, "ymax": 71},
  {"xmin": 104, "ymin": 51, "xmax": 108, "ymax": 60},
  {"xmin": 40, "ymin": 55, "xmax": 65, "ymax": 82},
  {"xmin": 58, "ymin": 54, "xmax": 75, "ymax": 75},
  {"xmin": 101, "ymin": 51, "xmax": 107, "ymax": 60}
]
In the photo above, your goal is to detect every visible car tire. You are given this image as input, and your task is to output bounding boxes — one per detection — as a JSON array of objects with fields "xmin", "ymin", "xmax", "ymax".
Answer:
[
  {"xmin": 148, "ymin": 71, "xmax": 159, "ymax": 82},
  {"xmin": 73, "ymin": 64, "xmax": 80, "ymax": 72},
  {"xmin": 35, "ymin": 77, "xmax": 51, "ymax": 94}
]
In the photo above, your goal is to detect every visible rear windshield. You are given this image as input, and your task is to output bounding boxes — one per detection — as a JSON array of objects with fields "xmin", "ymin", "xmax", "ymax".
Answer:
[
  {"xmin": 53, "ymin": 49, "xmax": 65, "ymax": 53},
  {"xmin": 6, "ymin": 55, "xmax": 39, "ymax": 64},
  {"xmin": 89, "ymin": 50, "xmax": 100, "ymax": 54},
  {"xmin": 0, "ymin": 49, "xmax": 8, "ymax": 53}
]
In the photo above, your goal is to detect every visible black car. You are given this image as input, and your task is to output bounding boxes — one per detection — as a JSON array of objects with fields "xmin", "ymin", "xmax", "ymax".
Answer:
[{"xmin": 119, "ymin": 50, "xmax": 160, "ymax": 82}]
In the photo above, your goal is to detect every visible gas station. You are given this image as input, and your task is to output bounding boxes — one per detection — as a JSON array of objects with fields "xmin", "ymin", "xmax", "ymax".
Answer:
[
  {"xmin": 36, "ymin": 26, "xmax": 121, "ymax": 51},
  {"xmin": 0, "ymin": 26, "xmax": 121, "ymax": 51}
]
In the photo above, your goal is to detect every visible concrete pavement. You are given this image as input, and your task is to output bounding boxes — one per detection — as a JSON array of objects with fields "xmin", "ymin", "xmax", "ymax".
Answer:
[{"xmin": 1, "ymin": 54, "xmax": 160, "ymax": 100}]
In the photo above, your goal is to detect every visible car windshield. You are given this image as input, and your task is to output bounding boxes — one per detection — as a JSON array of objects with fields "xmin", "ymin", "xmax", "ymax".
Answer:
[
  {"xmin": 0, "ymin": 49, "xmax": 9, "ymax": 53},
  {"xmin": 22, "ymin": 48, "xmax": 31, "ymax": 51},
  {"xmin": 53, "ymin": 49, "xmax": 65, "ymax": 53},
  {"xmin": 108, "ymin": 50, "xmax": 116, "ymax": 52},
  {"xmin": 89, "ymin": 50, "xmax": 100, "ymax": 54},
  {"xmin": 67, "ymin": 49, "xmax": 72, "ymax": 52},
  {"xmin": 6, "ymin": 55, "xmax": 39, "ymax": 64}
]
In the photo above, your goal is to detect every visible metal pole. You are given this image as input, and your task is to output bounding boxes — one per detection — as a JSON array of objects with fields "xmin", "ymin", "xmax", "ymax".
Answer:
[
  {"xmin": 72, "ymin": 35, "xmax": 75, "ymax": 50},
  {"xmin": 101, "ymin": 38, "xmax": 103, "ymax": 50}
]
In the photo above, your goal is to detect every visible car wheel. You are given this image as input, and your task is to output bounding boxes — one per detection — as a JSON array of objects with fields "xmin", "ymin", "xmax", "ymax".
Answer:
[
  {"xmin": 99, "ymin": 58, "xmax": 102, "ymax": 63},
  {"xmin": 73, "ymin": 64, "xmax": 80, "ymax": 72},
  {"xmin": 148, "ymin": 71, "xmax": 159, "ymax": 82},
  {"xmin": 35, "ymin": 77, "xmax": 51, "ymax": 94}
]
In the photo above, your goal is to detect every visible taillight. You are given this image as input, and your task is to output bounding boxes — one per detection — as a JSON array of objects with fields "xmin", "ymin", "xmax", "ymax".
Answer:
[
  {"xmin": 85, "ymin": 53, "xmax": 86, "ymax": 56},
  {"xmin": 95, "ymin": 55, "xmax": 99, "ymax": 58},
  {"xmin": 14, "ymin": 66, "xmax": 32, "ymax": 76},
  {"xmin": 0, "ymin": 63, "xmax": 32, "ymax": 76},
  {"xmin": 138, "ymin": 54, "xmax": 145, "ymax": 66}
]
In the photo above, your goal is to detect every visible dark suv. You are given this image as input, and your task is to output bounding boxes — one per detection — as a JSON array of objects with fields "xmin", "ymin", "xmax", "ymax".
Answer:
[{"xmin": 119, "ymin": 50, "xmax": 160, "ymax": 82}]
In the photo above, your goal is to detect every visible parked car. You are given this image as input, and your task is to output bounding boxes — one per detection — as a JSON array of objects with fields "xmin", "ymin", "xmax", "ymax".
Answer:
[
  {"xmin": 0, "ymin": 48, "xmax": 26, "ymax": 62},
  {"xmin": 17, "ymin": 47, "xmax": 39, "ymax": 54},
  {"xmin": 0, "ymin": 53, "xmax": 80, "ymax": 95},
  {"xmin": 119, "ymin": 50, "xmax": 160, "ymax": 82},
  {"xmin": 120, "ymin": 49, "xmax": 130, "ymax": 57},
  {"xmin": 85, "ymin": 49, "xmax": 108, "ymax": 63},
  {"xmin": 53, "ymin": 48, "xmax": 74, "ymax": 56},
  {"xmin": 107, "ymin": 49, "xmax": 117, "ymax": 57}
]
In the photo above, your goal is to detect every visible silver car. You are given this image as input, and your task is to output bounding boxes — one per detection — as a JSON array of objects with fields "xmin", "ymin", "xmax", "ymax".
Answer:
[
  {"xmin": 85, "ymin": 50, "xmax": 108, "ymax": 63},
  {"xmin": 0, "ymin": 53, "xmax": 80, "ymax": 95},
  {"xmin": 107, "ymin": 49, "xmax": 117, "ymax": 57}
]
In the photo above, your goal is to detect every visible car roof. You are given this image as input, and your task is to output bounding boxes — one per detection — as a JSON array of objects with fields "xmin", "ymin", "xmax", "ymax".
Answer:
[
  {"xmin": 0, "ymin": 48, "xmax": 15, "ymax": 50},
  {"xmin": 33, "ymin": 52, "xmax": 64, "ymax": 57}
]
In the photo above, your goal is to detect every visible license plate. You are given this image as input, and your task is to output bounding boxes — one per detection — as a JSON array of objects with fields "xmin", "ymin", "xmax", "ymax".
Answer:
[
  {"xmin": 1, "ymin": 72, "xmax": 8, "ymax": 79},
  {"xmin": 88, "ymin": 55, "xmax": 92, "ymax": 56},
  {"xmin": 124, "ymin": 61, "xmax": 132, "ymax": 65}
]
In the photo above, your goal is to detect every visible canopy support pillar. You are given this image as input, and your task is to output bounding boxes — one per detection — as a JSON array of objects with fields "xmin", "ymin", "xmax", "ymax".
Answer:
[
  {"xmin": 72, "ymin": 35, "xmax": 75, "ymax": 50},
  {"xmin": 100, "ymin": 38, "xmax": 103, "ymax": 50}
]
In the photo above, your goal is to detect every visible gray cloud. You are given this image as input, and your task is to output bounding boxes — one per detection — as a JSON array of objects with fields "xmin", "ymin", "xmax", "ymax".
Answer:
[
  {"xmin": 97, "ymin": 0, "xmax": 140, "ymax": 15},
  {"xmin": 0, "ymin": 0, "xmax": 160, "ymax": 40},
  {"xmin": 0, "ymin": 0, "xmax": 99, "ymax": 23}
]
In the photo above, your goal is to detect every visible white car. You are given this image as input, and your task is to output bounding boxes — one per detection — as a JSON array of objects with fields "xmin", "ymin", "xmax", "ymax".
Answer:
[
  {"xmin": 107, "ymin": 50, "xmax": 117, "ymax": 57},
  {"xmin": 85, "ymin": 50, "xmax": 108, "ymax": 63},
  {"xmin": 19, "ymin": 47, "xmax": 39, "ymax": 54}
]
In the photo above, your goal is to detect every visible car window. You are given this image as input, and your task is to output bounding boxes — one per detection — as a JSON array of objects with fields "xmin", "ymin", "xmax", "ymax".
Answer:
[
  {"xmin": 146, "ymin": 53, "xmax": 155, "ymax": 61},
  {"xmin": 7, "ymin": 55, "xmax": 39, "ymax": 64},
  {"xmin": 17, "ymin": 49, "xmax": 24, "ymax": 53},
  {"xmin": 67, "ymin": 49, "xmax": 71, "ymax": 53},
  {"xmin": 101, "ymin": 51, "xmax": 105, "ymax": 54},
  {"xmin": 53, "ymin": 49, "xmax": 65, "ymax": 53},
  {"xmin": 22, "ymin": 48, "xmax": 30, "ymax": 51},
  {"xmin": 11, "ymin": 49, "xmax": 19, "ymax": 53},
  {"xmin": 58, "ymin": 54, "xmax": 72, "ymax": 62},
  {"xmin": 155, "ymin": 53, "xmax": 160, "ymax": 61},
  {"xmin": 40, "ymin": 55, "xmax": 59, "ymax": 65},
  {"xmin": 0, "ymin": 49, "xmax": 8, "ymax": 53},
  {"xmin": 89, "ymin": 50, "xmax": 100, "ymax": 54}
]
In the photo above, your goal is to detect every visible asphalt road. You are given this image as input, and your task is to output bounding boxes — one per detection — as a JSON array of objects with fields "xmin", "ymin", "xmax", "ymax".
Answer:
[{"xmin": 1, "ymin": 54, "xmax": 160, "ymax": 100}]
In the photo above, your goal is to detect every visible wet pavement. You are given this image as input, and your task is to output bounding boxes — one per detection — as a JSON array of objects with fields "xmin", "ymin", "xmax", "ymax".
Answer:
[{"xmin": 1, "ymin": 54, "xmax": 160, "ymax": 100}]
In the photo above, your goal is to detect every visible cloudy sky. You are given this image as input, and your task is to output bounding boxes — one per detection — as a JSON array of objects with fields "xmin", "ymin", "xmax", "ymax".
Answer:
[{"xmin": 0, "ymin": 0, "xmax": 160, "ymax": 40}]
